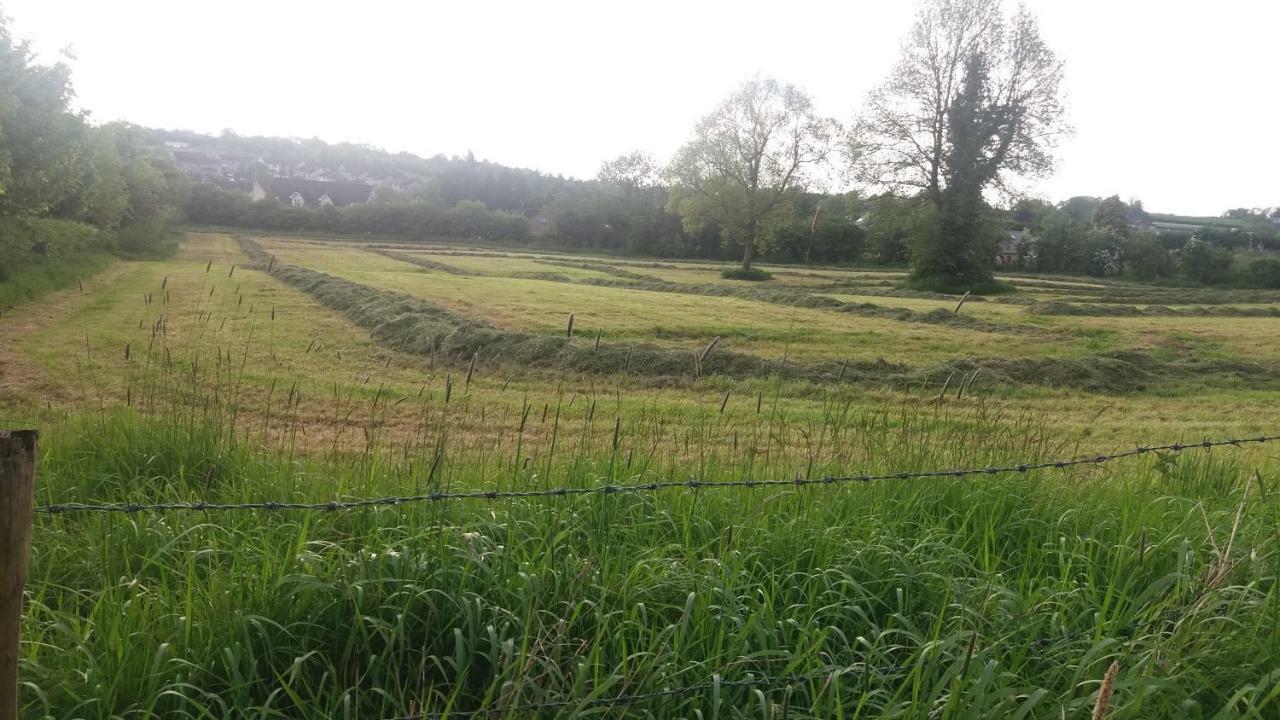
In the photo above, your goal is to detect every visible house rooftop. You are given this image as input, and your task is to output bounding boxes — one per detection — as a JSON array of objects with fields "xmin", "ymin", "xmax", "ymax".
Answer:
[{"xmin": 265, "ymin": 177, "xmax": 373, "ymax": 207}]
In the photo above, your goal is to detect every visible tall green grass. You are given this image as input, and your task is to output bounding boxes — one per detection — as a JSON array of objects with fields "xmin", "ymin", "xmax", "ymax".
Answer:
[
  {"xmin": 0, "ymin": 253, "xmax": 115, "ymax": 310},
  {"xmin": 17, "ymin": 386, "xmax": 1280, "ymax": 718}
]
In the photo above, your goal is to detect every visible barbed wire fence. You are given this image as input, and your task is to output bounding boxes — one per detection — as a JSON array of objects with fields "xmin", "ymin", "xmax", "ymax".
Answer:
[
  {"xmin": 30, "ymin": 434, "xmax": 1279, "ymax": 516},
  {"xmin": 7, "ymin": 430, "xmax": 1278, "ymax": 719}
]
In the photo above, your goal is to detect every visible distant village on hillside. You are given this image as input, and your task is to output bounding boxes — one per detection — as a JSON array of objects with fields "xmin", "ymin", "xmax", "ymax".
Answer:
[{"xmin": 160, "ymin": 129, "xmax": 1280, "ymax": 270}]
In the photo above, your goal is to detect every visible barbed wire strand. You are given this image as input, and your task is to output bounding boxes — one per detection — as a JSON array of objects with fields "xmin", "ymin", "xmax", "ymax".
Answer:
[{"xmin": 34, "ymin": 434, "xmax": 1277, "ymax": 516}]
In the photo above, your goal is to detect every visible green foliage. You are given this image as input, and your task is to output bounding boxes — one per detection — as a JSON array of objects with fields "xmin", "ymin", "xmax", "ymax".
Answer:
[
  {"xmin": 0, "ymin": 14, "xmax": 184, "ymax": 271},
  {"xmin": 761, "ymin": 213, "xmax": 866, "ymax": 264},
  {"xmin": 1059, "ymin": 196, "xmax": 1100, "ymax": 224},
  {"xmin": 0, "ymin": 215, "xmax": 112, "ymax": 266},
  {"xmin": 0, "ymin": 252, "xmax": 113, "ymax": 308},
  {"xmin": 862, "ymin": 195, "xmax": 924, "ymax": 265},
  {"xmin": 719, "ymin": 267, "xmax": 773, "ymax": 281},
  {"xmin": 1092, "ymin": 194, "xmax": 1130, "ymax": 235},
  {"xmin": 666, "ymin": 77, "xmax": 837, "ymax": 270},
  {"xmin": 911, "ymin": 54, "xmax": 1002, "ymax": 290},
  {"xmin": 902, "ymin": 273, "xmax": 1015, "ymax": 295},
  {"xmin": 1179, "ymin": 238, "xmax": 1235, "ymax": 285},
  {"xmin": 1246, "ymin": 256, "xmax": 1280, "ymax": 288},
  {"xmin": 185, "ymin": 186, "xmax": 529, "ymax": 243},
  {"xmin": 1120, "ymin": 230, "xmax": 1173, "ymax": 280},
  {"xmin": 545, "ymin": 178, "xmax": 686, "ymax": 255}
]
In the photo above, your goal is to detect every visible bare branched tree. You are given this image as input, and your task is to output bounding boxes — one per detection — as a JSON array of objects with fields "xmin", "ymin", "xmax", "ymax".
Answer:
[
  {"xmin": 851, "ymin": 0, "xmax": 1067, "ymax": 203},
  {"xmin": 667, "ymin": 78, "xmax": 838, "ymax": 271}
]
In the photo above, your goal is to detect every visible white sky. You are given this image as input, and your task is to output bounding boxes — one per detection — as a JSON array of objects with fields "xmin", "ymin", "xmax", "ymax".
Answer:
[{"xmin": 5, "ymin": 0, "xmax": 1277, "ymax": 215}]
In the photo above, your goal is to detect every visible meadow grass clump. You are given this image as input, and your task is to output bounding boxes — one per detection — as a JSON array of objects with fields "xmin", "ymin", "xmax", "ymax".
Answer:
[
  {"xmin": 721, "ymin": 266, "xmax": 773, "ymax": 281},
  {"xmin": 0, "ymin": 252, "xmax": 115, "ymax": 310},
  {"xmin": 901, "ymin": 274, "xmax": 1016, "ymax": 295}
]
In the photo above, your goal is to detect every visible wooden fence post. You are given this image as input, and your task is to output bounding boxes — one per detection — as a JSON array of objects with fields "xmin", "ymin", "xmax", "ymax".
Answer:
[{"xmin": 0, "ymin": 430, "xmax": 36, "ymax": 720}]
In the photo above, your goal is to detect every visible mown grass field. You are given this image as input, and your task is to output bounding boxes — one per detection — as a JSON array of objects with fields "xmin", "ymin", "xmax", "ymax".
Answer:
[{"xmin": 4, "ymin": 232, "xmax": 1280, "ymax": 719}]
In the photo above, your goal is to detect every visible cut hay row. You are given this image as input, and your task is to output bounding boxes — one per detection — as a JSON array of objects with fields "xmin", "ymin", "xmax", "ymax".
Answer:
[
  {"xmin": 369, "ymin": 248, "xmax": 480, "ymax": 276},
  {"xmin": 237, "ymin": 235, "xmax": 1280, "ymax": 393},
  {"xmin": 570, "ymin": 276, "xmax": 1039, "ymax": 336},
  {"xmin": 533, "ymin": 257, "xmax": 663, "ymax": 281},
  {"xmin": 1026, "ymin": 301, "xmax": 1280, "ymax": 318}
]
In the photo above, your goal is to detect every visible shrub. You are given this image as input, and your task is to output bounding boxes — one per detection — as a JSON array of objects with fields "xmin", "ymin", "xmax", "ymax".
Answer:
[
  {"xmin": 1247, "ymin": 256, "xmax": 1280, "ymax": 289},
  {"xmin": 901, "ymin": 274, "xmax": 1015, "ymax": 295},
  {"xmin": 720, "ymin": 267, "xmax": 773, "ymax": 281},
  {"xmin": 0, "ymin": 216, "xmax": 112, "ymax": 267},
  {"xmin": 1179, "ymin": 238, "xmax": 1234, "ymax": 285}
]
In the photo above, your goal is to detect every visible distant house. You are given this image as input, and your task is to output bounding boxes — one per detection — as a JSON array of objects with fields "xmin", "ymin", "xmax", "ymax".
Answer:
[
  {"xmin": 1151, "ymin": 220, "xmax": 1204, "ymax": 235},
  {"xmin": 251, "ymin": 177, "xmax": 374, "ymax": 208},
  {"xmin": 996, "ymin": 230, "xmax": 1026, "ymax": 266},
  {"xmin": 171, "ymin": 150, "xmax": 223, "ymax": 182}
]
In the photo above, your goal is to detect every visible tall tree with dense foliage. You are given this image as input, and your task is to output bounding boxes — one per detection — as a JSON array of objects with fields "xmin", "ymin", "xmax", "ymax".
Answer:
[
  {"xmin": 0, "ymin": 12, "xmax": 185, "ymax": 267},
  {"xmin": 853, "ymin": 0, "xmax": 1067, "ymax": 290},
  {"xmin": 1093, "ymin": 194, "xmax": 1129, "ymax": 235},
  {"xmin": 667, "ymin": 78, "xmax": 838, "ymax": 272}
]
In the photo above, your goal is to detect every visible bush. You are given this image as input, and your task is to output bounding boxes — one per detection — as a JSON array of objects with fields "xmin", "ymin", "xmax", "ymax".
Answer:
[
  {"xmin": 0, "ymin": 252, "xmax": 114, "ymax": 309},
  {"xmin": 720, "ymin": 267, "xmax": 773, "ymax": 281},
  {"xmin": 0, "ymin": 216, "xmax": 112, "ymax": 268},
  {"xmin": 1247, "ymin": 257, "xmax": 1280, "ymax": 289},
  {"xmin": 1179, "ymin": 238, "xmax": 1235, "ymax": 285}
]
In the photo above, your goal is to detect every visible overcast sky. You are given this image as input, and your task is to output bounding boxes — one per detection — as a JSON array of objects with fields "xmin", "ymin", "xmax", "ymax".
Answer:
[{"xmin": 4, "ymin": 0, "xmax": 1276, "ymax": 215}]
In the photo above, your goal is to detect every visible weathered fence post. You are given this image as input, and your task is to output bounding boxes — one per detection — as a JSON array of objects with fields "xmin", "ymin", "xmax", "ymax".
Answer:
[{"xmin": 0, "ymin": 430, "xmax": 36, "ymax": 720}]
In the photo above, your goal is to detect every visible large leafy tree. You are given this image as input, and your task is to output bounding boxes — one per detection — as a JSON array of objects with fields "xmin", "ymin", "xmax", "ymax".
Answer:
[
  {"xmin": 667, "ymin": 78, "xmax": 838, "ymax": 271},
  {"xmin": 852, "ymin": 0, "xmax": 1067, "ymax": 289},
  {"xmin": 0, "ymin": 14, "xmax": 85, "ymax": 216},
  {"xmin": 1092, "ymin": 194, "xmax": 1129, "ymax": 235}
]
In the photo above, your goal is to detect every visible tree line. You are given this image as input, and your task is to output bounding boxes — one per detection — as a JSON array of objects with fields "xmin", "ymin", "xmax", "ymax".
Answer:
[
  {"xmin": 192, "ymin": 0, "xmax": 1070, "ymax": 290},
  {"xmin": 7, "ymin": 0, "xmax": 1277, "ymax": 292},
  {"xmin": 1007, "ymin": 195, "xmax": 1280, "ymax": 288}
]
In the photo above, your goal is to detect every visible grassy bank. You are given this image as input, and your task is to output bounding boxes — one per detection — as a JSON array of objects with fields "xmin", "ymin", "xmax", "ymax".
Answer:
[{"xmin": 0, "ymin": 252, "xmax": 115, "ymax": 310}]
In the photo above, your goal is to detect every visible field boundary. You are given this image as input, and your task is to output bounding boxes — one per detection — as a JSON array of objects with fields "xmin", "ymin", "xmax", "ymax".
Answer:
[{"xmin": 32, "ymin": 433, "xmax": 1275, "ymax": 516}]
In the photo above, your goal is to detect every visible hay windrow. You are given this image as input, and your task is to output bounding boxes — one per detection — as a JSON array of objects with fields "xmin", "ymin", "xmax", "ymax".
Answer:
[
  {"xmin": 533, "ymin": 258, "xmax": 662, "ymax": 281},
  {"xmin": 1026, "ymin": 301, "xmax": 1280, "ymax": 318},
  {"xmin": 369, "ymin": 248, "xmax": 480, "ymax": 276},
  {"xmin": 235, "ymin": 236, "xmax": 1280, "ymax": 393},
  {"xmin": 572, "ymin": 277, "xmax": 1038, "ymax": 336}
]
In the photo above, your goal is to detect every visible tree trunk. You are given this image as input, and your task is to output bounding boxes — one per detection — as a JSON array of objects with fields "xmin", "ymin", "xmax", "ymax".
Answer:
[{"xmin": 741, "ymin": 221, "xmax": 757, "ymax": 270}]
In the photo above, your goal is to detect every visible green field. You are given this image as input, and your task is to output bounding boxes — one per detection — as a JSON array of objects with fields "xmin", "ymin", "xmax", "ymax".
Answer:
[{"xmin": 4, "ymin": 232, "xmax": 1280, "ymax": 718}]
